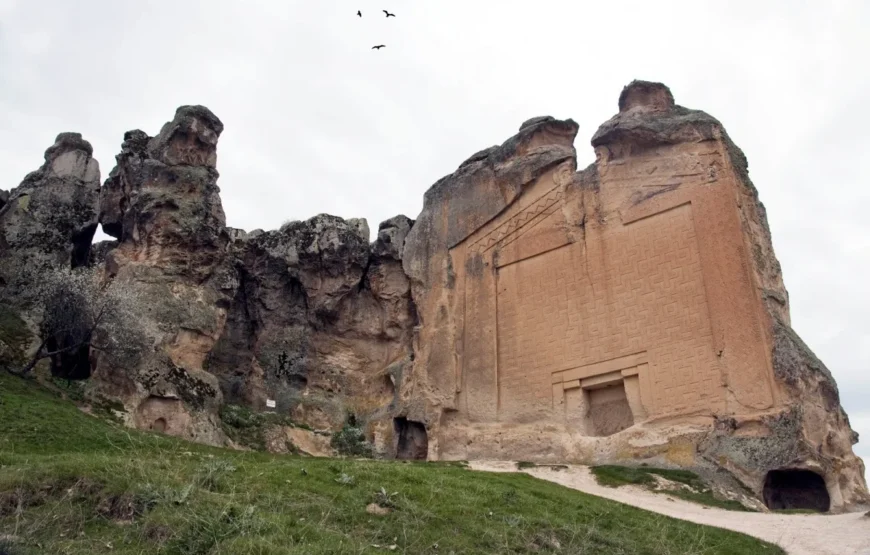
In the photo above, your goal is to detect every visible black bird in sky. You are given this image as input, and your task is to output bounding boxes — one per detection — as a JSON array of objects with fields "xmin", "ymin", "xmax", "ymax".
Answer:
[
  {"xmin": 383, "ymin": 10, "xmax": 396, "ymax": 17},
  {"xmin": 372, "ymin": 44, "xmax": 386, "ymax": 50},
  {"xmin": 357, "ymin": 10, "xmax": 362, "ymax": 17}
]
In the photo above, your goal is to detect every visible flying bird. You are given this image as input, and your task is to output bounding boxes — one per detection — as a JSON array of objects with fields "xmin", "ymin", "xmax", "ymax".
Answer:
[
  {"xmin": 383, "ymin": 10, "xmax": 396, "ymax": 17},
  {"xmin": 372, "ymin": 44, "xmax": 386, "ymax": 50},
  {"xmin": 357, "ymin": 10, "xmax": 362, "ymax": 17}
]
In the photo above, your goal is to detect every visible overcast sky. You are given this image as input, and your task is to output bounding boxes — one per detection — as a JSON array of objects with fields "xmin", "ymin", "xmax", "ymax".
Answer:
[{"xmin": 1, "ymin": 0, "xmax": 868, "ymax": 472}]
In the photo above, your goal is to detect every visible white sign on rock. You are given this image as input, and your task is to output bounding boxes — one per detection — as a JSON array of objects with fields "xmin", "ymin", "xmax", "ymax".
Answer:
[{"xmin": 266, "ymin": 399, "xmax": 276, "ymax": 409}]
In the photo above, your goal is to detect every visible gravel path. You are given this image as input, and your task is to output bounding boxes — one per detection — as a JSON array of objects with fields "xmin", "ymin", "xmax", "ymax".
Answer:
[{"xmin": 468, "ymin": 461, "xmax": 870, "ymax": 555}]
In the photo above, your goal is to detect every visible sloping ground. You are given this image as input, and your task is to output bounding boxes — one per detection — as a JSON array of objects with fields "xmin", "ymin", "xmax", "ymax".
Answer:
[
  {"xmin": 469, "ymin": 461, "xmax": 870, "ymax": 555},
  {"xmin": 0, "ymin": 374, "xmax": 784, "ymax": 554}
]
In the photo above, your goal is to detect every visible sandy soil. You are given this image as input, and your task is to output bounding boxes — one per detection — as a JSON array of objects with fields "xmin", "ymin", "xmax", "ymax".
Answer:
[{"xmin": 468, "ymin": 461, "xmax": 870, "ymax": 555}]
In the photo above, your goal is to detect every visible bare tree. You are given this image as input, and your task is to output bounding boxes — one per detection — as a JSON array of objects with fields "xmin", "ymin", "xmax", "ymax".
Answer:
[{"xmin": 9, "ymin": 267, "xmax": 146, "ymax": 378}]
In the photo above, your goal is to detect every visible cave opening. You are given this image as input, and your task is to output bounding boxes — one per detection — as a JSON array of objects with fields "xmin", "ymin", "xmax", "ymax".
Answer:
[
  {"xmin": 394, "ymin": 417, "xmax": 428, "ymax": 460},
  {"xmin": 763, "ymin": 469, "xmax": 830, "ymax": 512},
  {"xmin": 152, "ymin": 418, "xmax": 168, "ymax": 433},
  {"xmin": 47, "ymin": 337, "xmax": 92, "ymax": 381}
]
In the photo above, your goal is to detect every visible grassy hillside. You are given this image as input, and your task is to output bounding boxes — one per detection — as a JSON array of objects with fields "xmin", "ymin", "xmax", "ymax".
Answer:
[{"xmin": 0, "ymin": 374, "xmax": 783, "ymax": 555}]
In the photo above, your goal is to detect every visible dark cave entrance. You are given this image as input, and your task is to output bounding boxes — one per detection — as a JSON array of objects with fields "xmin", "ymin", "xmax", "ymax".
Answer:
[
  {"xmin": 763, "ymin": 469, "xmax": 830, "ymax": 512},
  {"xmin": 47, "ymin": 337, "xmax": 92, "ymax": 381},
  {"xmin": 394, "ymin": 417, "xmax": 428, "ymax": 460}
]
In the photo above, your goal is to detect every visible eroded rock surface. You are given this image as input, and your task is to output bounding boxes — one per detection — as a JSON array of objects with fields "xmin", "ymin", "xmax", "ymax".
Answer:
[
  {"xmin": 99, "ymin": 107, "xmax": 228, "ymax": 281},
  {"xmin": 2, "ymin": 82, "xmax": 865, "ymax": 511},
  {"xmin": 403, "ymin": 80, "xmax": 867, "ymax": 510},
  {"xmin": 0, "ymin": 133, "xmax": 101, "ymax": 369},
  {"xmin": 83, "ymin": 105, "xmax": 416, "ymax": 453},
  {"xmin": 206, "ymin": 213, "xmax": 415, "ymax": 452},
  {"xmin": 0, "ymin": 133, "xmax": 101, "ymax": 300},
  {"xmin": 90, "ymin": 106, "xmax": 233, "ymax": 446}
]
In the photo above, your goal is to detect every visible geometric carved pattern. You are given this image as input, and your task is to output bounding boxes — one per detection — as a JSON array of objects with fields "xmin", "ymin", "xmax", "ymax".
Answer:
[
  {"xmin": 551, "ymin": 351, "xmax": 648, "ymax": 387},
  {"xmin": 495, "ymin": 203, "xmax": 721, "ymax": 419},
  {"xmin": 468, "ymin": 185, "xmax": 563, "ymax": 254}
]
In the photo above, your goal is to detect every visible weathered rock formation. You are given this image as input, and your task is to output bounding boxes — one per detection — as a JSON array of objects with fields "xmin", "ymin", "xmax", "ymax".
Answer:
[
  {"xmin": 0, "ymin": 81, "xmax": 865, "ymax": 512},
  {"xmin": 0, "ymin": 133, "xmax": 101, "ymax": 296},
  {"xmin": 206, "ymin": 213, "xmax": 415, "ymax": 453},
  {"xmin": 403, "ymin": 81, "xmax": 867, "ymax": 511},
  {"xmin": 90, "ymin": 106, "xmax": 234, "ymax": 445},
  {"xmin": 84, "ymin": 106, "xmax": 415, "ymax": 454},
  {"xmin": 0, "ymin": 133, "xmax": 101, "ymax": 368}
]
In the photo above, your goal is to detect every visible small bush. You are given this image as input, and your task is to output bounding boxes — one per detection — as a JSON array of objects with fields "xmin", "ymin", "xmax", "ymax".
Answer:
[
  {"xmin": 516, "ymin": 461, "xmax": 537, "ymax": 470},
  {"xmin": 373, "ymin": 487, "xmax": 399, "ymax": 508},
  {"xmin": 220, "ymin": 405, "xmax": 267, "ymax": 435},
  {"xmin": 219, "ymin": 404, "xmax": 297, "ymax": 451},
  {"xmin": 330, "ymin": 414, "xmax": 373, "ymax": 457}
]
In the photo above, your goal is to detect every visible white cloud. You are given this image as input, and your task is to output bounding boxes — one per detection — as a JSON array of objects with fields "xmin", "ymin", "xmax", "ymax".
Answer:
[{"xmin": 1, "ymin": 0, "xmax": 867, "ymax": 477}]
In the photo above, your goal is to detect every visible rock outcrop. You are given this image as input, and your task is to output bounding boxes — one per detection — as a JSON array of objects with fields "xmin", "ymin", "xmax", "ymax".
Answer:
[
  {"xmin": 0, "ymin": 133, "xmax": 101, "ymax": 299},
  {"xmin": 90, "ymin": 106, "xmax": 233, "ymax": 446},
  {"xmin": 1, "ymin": 82, "xmax": 865, "ymax": 512},
  {"xmin": 88, "ymin": 106, "xmax": 415, "ymax": 453},
  {"xmin": 206, "ymin": 213, "xmax": 415, "ymax": 453},
  {"xmin": 99, "ymin": 107, "xmax": 228, "ymax": 281},
  {"xmin": 0, "ymin": 133, "xmax": 101, "ymax": 368},
  {"xmin": 402, "ymin": 80, "xmax": 867, "ymax": 511}
]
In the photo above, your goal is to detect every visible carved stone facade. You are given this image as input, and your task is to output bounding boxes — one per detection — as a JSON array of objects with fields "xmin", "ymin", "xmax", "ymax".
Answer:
[
  {"xmin": 2, "ymin": 80, "xmax": 866, "ymax": 512},
  {"xmin": 404, "ymin": 81, "xmax": 867, "ymax": 511}
]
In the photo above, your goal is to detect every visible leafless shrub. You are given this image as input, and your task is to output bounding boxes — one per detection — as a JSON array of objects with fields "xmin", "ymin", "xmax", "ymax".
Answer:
[{"xmin": 9, "ymin": 267, "xmax": 147, "ymax": 378}]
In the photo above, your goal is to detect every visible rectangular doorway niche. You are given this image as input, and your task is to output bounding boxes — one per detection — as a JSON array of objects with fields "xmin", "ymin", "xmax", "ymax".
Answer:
[
  {"xmin": 554, "ymin": 352, "xmax": 650, "ymax": 437},
  {"xmin": 587, "ymin": 383, "xmax": 634, "ymax": 437},
  {"xmin": 394, "ymin": 417, "xmax": 428, "ymax": 460}
]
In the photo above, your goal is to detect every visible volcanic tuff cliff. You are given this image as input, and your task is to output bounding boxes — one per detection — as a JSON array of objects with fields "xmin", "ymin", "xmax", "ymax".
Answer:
[{"xmin": 0, "ymin": 81, "xmax": 866, "ymax": 511}]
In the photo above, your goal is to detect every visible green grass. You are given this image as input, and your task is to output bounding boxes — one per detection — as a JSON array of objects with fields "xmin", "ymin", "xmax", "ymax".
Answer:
[
  {"xmin": 0, "ymin": 373, "xmax": 783, "ymax": 554},
  {"xmin": 591, "ymin": 465, "xmax": 704, "ymax": 489},
  {"xmin": 591, "ymin": 465, "xmax": 752, "ymax": 512}
]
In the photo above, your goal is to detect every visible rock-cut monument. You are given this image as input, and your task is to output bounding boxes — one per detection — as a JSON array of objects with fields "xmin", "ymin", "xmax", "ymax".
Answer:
[{"xmin": 0, "ymin": 81, "xmax": 866, "ymax": 513}]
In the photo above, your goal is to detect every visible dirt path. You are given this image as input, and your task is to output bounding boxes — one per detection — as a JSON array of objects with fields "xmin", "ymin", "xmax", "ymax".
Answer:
[{"xmin": 468, "ymin": 461, "xmax": 870, "ymax": 555}]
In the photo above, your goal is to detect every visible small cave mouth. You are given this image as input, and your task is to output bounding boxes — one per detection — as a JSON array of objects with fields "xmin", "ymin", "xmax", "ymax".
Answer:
[
  {"xmin": 394, "ymin": 417, "xmax": 428, "ymax": 461},
  {"xmin": 151, "ymin": 418, "xmax": 168, "ymax": 433},
  {"xmin": 287, "ymin": 373, "xmax": 308, "ymax": 390},
  {"xmin": 763, "ymin": 469, "xmax": 830, "ymax": 512},
  {"xmin": 47, "ymin": 337, "xmax": 92, "ymax": 381}
]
